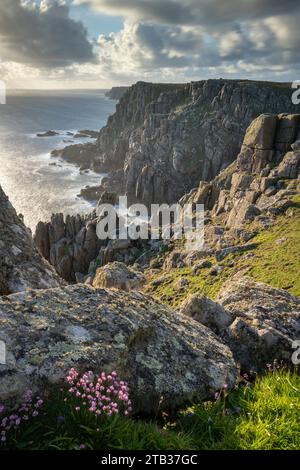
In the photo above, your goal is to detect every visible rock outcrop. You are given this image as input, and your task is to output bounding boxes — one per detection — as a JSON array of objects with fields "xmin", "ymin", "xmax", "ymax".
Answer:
[
  {"xmin": 34, "ymin": 211, "xmax": 166, "ymax": 282},
  {"xmin": 180, "ymin": 294, "xmax": 231, "ymax": 334},
  {"xmin": 217, "ymin": 276, "xmax": 300, "ymax": 371},
  {"xmin": 184, "ymin": 112, "xmax": 300, "ymax": 235},
  {"xmin": 237, "ymin": 113, "xmax": 300, "ymax": 174},
  {"xmin": 34, "ymin": 211, "xmax": 103, "ymax": 282},
  {"xmin": 0, "ymin": 185, "xmax": 64, "ymax": 294},
  {"xmin": 0, "ymin": 285, "xmax": 237, "ymax": 413},
  {"xmin": 179, "ymin": 277, "xmax": 300, "ymax": 372},
  {"xmin": 53, "ymin": 80, "xmax": 300, "ymax": 208},
  {"xmin": 92, "ymin": 262, "xmax": 146, "ymax": 291}
]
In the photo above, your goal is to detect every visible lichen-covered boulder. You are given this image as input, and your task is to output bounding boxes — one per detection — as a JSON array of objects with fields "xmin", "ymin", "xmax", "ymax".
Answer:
[
  {"xmin": 180, "ymin": 294, "xmax": 231, "ymax": 334},
  {"xmin": 217, "ymin": 276, "xmax": 300, "ymax": 371},
  {"xmin": 0, "ymin": 285, "xmax": 237, "ymax": 413},
  {"xmin": 0, "ymin": 185, "xmax": 64, "ymax": 295},
  {"xmin": 92, "ymin": 261, "xmax": 146, "ymax": 291}
]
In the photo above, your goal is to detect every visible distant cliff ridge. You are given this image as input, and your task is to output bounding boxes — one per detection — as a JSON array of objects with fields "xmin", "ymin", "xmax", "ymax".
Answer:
[
  {"xmin": 105, "ymin": 86, "xmax": 129, "ymax": 100},
  {"xmin": 53, "ymin": 79, "xmax": 300, "ymax": 208}
]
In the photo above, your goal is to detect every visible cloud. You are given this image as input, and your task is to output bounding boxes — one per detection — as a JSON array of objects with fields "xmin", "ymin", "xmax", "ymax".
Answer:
[
  {"xmin": 85, "ymin": 0, "xmax": 300, "ymax": 83},
  {"xmin": 0, "ymin": 0, "xmax": 96, "ymax": 68},
  {"xmin": 1, "ymin": 0, "xmax": 300, "ymax": 87},
  {"xmin": 76, "ymin": 0, "xmax": 300, "ymax": 26}
]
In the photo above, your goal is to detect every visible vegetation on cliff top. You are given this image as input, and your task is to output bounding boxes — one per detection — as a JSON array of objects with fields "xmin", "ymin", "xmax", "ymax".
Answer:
[
  {"xmin": 1, "ymin": 369, "xmax": 299, "ymax": 450},
  {"xmin": 146, "ymin": 193, "xmax": 300, "ymax": 307}
]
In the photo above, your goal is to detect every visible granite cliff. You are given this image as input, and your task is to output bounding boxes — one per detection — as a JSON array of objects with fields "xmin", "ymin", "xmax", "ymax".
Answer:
[
  {"xmin": 0, "ymin": 185, "xmax": 64, "ymax": 295},
  {"xmin": 105, "ymin": 86, "xmax": 129, "ymax": 101},
  {"xmin": 53, "ymin": 80, "xmax": 300, "ymax": 208}
]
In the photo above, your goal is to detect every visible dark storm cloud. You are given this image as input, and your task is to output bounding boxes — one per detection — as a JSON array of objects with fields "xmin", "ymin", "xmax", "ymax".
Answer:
[
  {"xmin": 79, "ymin": 0, "xmax": 300, "ymax": 25},
  {"xmin": 0, "ymin": 0, "xmax": 96, "ymax": 67}
]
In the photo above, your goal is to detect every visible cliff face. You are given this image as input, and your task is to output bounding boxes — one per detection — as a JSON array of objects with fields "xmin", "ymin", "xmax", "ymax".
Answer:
[
  {"xmin": 182, "ymin": 112, "xmax": 300, "ymax": 230},
  {"xmin": 105, "ymin": 86, "xmax": 129, "ymax": 100},
  {"xmin": 0, "ymin": 185, "xmax": 64, "ymax": 294},
  {"xmin": 55, "ymin": 79, "xmax": 300, "ymax": 208}
]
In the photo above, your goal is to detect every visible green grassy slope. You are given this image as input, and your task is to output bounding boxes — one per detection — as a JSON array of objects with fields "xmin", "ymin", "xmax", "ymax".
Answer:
[{"xmin": 146, "ymin": 194, "xmax": 300, "ymax": 308}]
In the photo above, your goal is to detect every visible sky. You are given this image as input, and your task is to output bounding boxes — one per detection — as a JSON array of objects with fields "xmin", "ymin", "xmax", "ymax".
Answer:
[{"xmin": 0, "ymin": 0, "xmax": 299, "ymax": 89}]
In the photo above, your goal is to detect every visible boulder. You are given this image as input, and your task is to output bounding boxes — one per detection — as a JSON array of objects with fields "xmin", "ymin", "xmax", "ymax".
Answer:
[
  {"xmin": 0, "ymin": 285, "xmax": 238, "ymax": 413},
  {"xmin": 189, "ymin": 181, "xmax": 220, "ymax": 210},
  {"xmin": 271, "ymin": 151, "xmax": 300, "ymax": 179},
  {"xmin": 192, "ymin": 260, "xmax": 212, "ymax": 273},
  {"xmin": 236, "ymin": 113, "xmax": 300, "ymax": 175},
  {"xmin": 242, "ymin": 114, "xmax": 278, "ymax": 150},
  {"xmin": 92, "ymin": 262, "xmax": 146, "ymax": 291},
  {"xmin": 36, "ymin": 130, "xmax": 59, "ymax": 137},
  {"xmin": 226, "ymin": 199, "xmax": 261, "ymax": 228},
  {"xmin": 238, "ymin": 146, "xmax": 274, "ymax": 174},
  {"xmin": 230, "ymin": 173, "xmax": 254, "ymax": 197},
  {"xmin": 163, "ymin": 250, "xmax": 185, "ymax": 270},
  {"xmin": 275, "ymin": 114, "xmax": 300, "ymax": 152},
  {"xmin": 217, "ymin": 276, "xmax": 300, "ymax": 371},
  {"xmin": 260, "ymin": 177, "xmax": 277, "ymax": 193},
  {"xmin": 215, "ymin": 243, "xmax": 257, "ymax": 262},
  {"xmin": 180, "ymin": 294, "xmax": 231, "ymax": 334}
]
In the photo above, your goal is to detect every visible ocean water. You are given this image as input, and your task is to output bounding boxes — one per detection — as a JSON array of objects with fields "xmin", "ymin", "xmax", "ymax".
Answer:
[{"xmin": 0, "ymin": 89, "xmax": 116, "ymax": 231}]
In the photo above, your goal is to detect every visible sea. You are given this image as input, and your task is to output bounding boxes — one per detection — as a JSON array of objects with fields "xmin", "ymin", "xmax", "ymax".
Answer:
[{"xmin": 0, "ymin": 89, "xmax": 116, "ymax": 231}]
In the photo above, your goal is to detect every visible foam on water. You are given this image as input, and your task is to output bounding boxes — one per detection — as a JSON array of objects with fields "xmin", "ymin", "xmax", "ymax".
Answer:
[{"xmin": 0, "ymin": 89, "xmax": 116, "ymax": 231}]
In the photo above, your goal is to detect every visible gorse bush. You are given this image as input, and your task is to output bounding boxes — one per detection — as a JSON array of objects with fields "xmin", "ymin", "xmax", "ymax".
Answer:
[{"xmin": 0, "ymin": 368, "xmax": 299, "ymax": 450}]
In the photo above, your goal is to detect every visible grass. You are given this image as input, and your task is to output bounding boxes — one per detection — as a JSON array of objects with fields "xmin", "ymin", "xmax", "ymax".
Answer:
[
  {"xmin": 247, "ymin": 205, "xmax": 300, "ymax": 295},
  {"xmin": 1, "ymin": 369, "xmax": 299, "ymax": 450},
  {"xmin": 146, "ymin": 193, "xmax": 300, "ymax": 308}
]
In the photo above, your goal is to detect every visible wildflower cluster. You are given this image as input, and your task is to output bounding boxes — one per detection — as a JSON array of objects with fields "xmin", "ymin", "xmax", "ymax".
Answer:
[
  {"xmin": 214, "ymin": 382, "xmax": 228, "ymax": 401},
  {"xmin": 66, "ymin": 368, "xmax": 132, "ymax": 417},
  {"xmin": 266, "ymin": 359, "xmax": 285, "ymax": 373},
  {"xmin": 0, "ymin": 390, "xmax": 44, "ymax": 444}
]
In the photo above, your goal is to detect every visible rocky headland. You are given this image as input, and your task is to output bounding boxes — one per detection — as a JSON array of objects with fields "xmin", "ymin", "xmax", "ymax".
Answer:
[
  {"xmin": 105, "ymin": 86, "xmax": 130, "ymax": 100},
  {"xmin": 52, "ymin": 79, "xmax": 300, "ymax": 208},
  {"xmin": 0, "ymin": 80, "xmax": 300, "ymax": 416}
]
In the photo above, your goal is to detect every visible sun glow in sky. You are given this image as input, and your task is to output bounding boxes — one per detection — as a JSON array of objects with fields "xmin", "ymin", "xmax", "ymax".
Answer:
[{"xmin": 0, "ymin": 0, "xmax": 299, "ymax": 89}]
